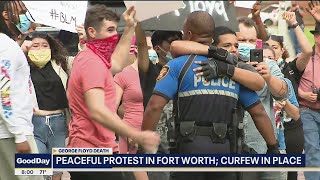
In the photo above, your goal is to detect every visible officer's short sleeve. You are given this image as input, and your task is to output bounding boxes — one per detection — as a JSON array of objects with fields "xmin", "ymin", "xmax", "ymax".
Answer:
[
  {"xmin": 239, "ymin": 85, "xmax": 261, "ymax": 110},
  {"xmin": 153, "ymin": 61, "xmax": 178, "ymax": 100},
  {"xmin": 238, "ymin": 61, "xmax": 257, "ymax": 73}
]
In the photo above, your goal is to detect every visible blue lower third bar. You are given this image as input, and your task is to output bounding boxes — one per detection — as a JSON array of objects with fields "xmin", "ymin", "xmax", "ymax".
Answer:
[
  {"xmin": 15, "ymin": 154, "xmax": 51, "ymax": 168},
  {"xmin": 52, "ymin": 154, "xmax": 305, "ymax": 168}
]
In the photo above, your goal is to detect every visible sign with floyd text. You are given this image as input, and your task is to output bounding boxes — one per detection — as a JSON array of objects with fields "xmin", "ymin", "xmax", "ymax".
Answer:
[
  {"xmin": 140, "ymin": 1, "xmax": 239, "ymax": 32},
  {"xmin": 23, "ymin": 1, "xmax": 88, "ymax": 33}
]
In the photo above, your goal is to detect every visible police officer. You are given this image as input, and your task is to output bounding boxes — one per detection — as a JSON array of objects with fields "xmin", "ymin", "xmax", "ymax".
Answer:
[
  {"xmin": 135, "ymin": 24, "xmax": 182, "ymax": 180},
  {"xmin": 142, "ymin": 11, "xmax": 279, "ymax": 180}
]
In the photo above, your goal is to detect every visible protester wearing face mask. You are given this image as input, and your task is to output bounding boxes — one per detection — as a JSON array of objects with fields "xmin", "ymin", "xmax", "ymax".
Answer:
[
  {"xmin": 135, "ymin": 25, "xmax": 182, "ymax": 180},
  {"xmin": 113, "ymin": 36, "xmax": 148, "ymax": 180},
  {"xmin": 265, "ymin": 13, "xmax": 312, "ymax": 180},
  {"xmin": 263, "ymin": 44, "xmax": 303, "ymax": 180},
  {"xmin": 67, "ymin": 5, "xmax": 159, "ymax": 180},
  {"xmin": 0, "ymin": 1, "xmax": 42, "ymax": 180},
  {"xmin": 0, "ymin": 0, "xmax": 34, "ymax": 45},
  {"xmin": 170, "ymin": 17, "xmax": 290, "ymax": 180},
  {"xmin": 142, "ymin": 14, "xmax": 278, "ymax": 180},
  {"xmin": 148, "ymin": 49, "xmax": 159, "ymax": 64},
  {"xmin": 25, "ymin": 32, "xmax": 70, "ymax": 180},
  {"xmin": 236, "ymin": 16, "xmax": 291, "ymax": 180},
  {"xmin": 266, "ymin": 12, "xmax": 312, "ymax": 96}
]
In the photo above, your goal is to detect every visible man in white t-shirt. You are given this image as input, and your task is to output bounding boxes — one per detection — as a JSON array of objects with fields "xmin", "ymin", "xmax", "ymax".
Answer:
[{"xmin": 0, "ymin": 1, "xmax": 42, "ymax": 180}]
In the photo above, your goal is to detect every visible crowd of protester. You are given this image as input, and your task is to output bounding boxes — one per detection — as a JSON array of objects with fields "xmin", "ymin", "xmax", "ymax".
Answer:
[{"xmin": 0, "ymin": 1, "xmax": 320, "ymax": 180}]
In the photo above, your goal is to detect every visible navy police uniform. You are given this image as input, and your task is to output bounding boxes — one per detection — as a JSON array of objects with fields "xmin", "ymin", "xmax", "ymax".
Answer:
[{"xmin": 154, "ymin": 55, "xmax": 261, "ymax": 180}]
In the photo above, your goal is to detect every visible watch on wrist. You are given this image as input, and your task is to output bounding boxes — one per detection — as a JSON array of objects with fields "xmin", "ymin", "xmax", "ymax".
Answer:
[{"xmin": 290, "ymin": 23, "xmax": 299, "ymax": 29}]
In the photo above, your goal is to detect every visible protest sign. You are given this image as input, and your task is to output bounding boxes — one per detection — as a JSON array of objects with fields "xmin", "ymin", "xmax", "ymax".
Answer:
[
  {"xmin": 123, "ymin": 1, "xmax": 185, "ymax": 22},
  {"xmin": 23, "ymin": 1, "xmax": 88, "ymax": 33},
  {"xmin": 140, "ymin": 1, "xmax": 239, "ymax": 32},
  {"xmin": 234, "ymin": 1, "xmax": 256, "ymax": 9},
  {"xmin": 88, "ymin": 1, "xmax": 239, "ymax": 32}
]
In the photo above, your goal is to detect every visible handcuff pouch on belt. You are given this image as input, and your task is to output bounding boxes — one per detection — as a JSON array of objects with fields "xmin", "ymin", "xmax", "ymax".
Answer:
[
  {"xmin": 179, "ymin": 121, "xmax": 228, "ymax": 143},
  {"xmin": 179, "ymin": 121, "xmax": 196, "ymax": 142}
]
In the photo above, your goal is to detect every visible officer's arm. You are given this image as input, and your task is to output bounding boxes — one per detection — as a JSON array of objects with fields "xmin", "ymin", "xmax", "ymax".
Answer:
[
  {"xmin": 171, "ymin": 42, "xmax": 265, "ymax": 91},
  {"xmin": 239, "ymin": 86, "xmax": 277, "ymax": 146},
  {"xmin": 247, "ymin": 103, "xmax": 278, "ymax": 146},
  {"xmin": 170, "ymin": 40, "xmax": 208, "ymax": 58},
  {"xmin": 142, "ymin": 95, "xmax": 168, "ymax": 131}
]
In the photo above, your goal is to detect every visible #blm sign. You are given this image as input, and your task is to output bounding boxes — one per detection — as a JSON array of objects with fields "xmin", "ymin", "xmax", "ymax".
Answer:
[{"xmin": 23, "ymin": 1, "xmax": 88, "ymax": 33}]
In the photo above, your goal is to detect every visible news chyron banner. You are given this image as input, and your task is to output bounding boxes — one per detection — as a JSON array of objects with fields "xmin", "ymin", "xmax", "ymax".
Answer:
[{"xmin": 16, "ymin": 148, "xmax": 305, "ymax": 175}]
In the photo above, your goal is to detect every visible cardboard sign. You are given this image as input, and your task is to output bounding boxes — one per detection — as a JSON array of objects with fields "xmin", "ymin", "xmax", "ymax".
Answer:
[
  {"xmin": 23, "ymin": 1, "xmax": 88, "ymax": 33},
  {"xmin": 90, "ymin": 1, "xmax": 239, "ymax": 32},
  {"xmin": 140, "ymin": 1, "xmax": 239, "ymax": 32},
  {"xmin": 124, "ymin": 1, "xmax": 185, "ymax": 22},
  {"xmin": 234, "ymin": 1, "xmax": 256, "ymax": 9}
]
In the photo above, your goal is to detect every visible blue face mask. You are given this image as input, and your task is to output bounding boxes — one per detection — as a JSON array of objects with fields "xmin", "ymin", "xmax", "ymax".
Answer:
[
  {"xmin": 148, "ymin": 49, "xmax": 159, "ymax": 63},
  {"xmin": 16, "ymin": 14, "xmax": 31, "ymax": 34},
  {"xmin": 158, "ymin": 46, "xmax": 173, "ymax": 62},
  {"xmin": 238, "ymin": 43, "xmax": 256, "ymax": 62},
  {"xmin": 165, "ymin": 52, "xmax": 173, "ymax": 62}
]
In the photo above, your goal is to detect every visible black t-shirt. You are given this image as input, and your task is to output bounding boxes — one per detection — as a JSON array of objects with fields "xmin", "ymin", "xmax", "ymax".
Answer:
[
  {"xmin": 31, "ymin": 62, "xmax": 68, "ymax": 110},
  {"xmin": 279, "ymin": 59, "xmax": 303, "ymax": 95},
  {"xmin": 139, "ymin": 61, "xmax": 163, "ymax": 109}
]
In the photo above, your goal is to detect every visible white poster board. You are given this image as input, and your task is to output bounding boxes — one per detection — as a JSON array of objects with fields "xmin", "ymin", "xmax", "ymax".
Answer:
[
  {"xmin": 23, "ymin": 1, "xmax": 88, "ymax": 33},
  {"xmin": 234, "ymin": 1, "xmax": 256, "ymax": 9},
  {"xmin": 124, "ymin": 1, "xmax": 185, "ymax": 22}
]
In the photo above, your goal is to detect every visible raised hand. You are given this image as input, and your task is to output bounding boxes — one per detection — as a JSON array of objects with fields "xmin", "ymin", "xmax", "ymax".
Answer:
[
  {"xmin": 123, "ymin": 6, "xmax": 137, "ymax": 28},
  {"xmin": 282, "ymin": 11, "xmax": 298, "ymax": 26},
  {"xmin": 76, "ymin": 25, "xmax": 87, "ymax": 41},
  {"xmin": 251, "ymin": 1, "xmax": 262, "ymax": 21},
  {"xmin": 255, "ymin": 61, "xmax": 272, "ymax": 81},
  {"xmin": 306, "ymin": 0, "xmax": 320, "ymax": 23}
]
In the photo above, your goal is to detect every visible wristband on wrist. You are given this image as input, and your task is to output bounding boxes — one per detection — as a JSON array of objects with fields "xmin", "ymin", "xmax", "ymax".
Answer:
[{"xmin": 289, "ymin": 23, "xmax": 299, "ymax": 29}]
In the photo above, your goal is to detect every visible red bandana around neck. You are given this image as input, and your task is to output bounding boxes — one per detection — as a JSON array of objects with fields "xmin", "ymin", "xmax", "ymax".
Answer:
[{"xmin": 82, "ymin": 34, "xmax": 119, "ymax": 69}]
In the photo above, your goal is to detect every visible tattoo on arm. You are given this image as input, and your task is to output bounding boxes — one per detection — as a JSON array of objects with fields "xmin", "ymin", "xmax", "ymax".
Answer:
[{"xmin": 276, "ymin": 80, "xmax": 288, "ymax": 98}]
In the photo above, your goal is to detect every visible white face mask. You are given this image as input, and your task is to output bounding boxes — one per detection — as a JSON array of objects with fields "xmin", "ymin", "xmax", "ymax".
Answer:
[{"xmin": 148, "ymin": 49, "xmax": 159, "ymax": 63}]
